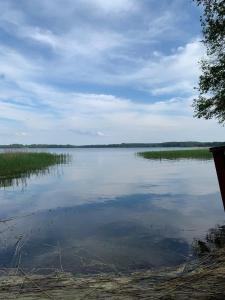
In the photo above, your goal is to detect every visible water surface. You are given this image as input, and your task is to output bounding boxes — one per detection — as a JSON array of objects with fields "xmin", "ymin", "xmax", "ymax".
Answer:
[{"xmin": 0, "ymin": 148, "xmax": 224, "ymax": 274}]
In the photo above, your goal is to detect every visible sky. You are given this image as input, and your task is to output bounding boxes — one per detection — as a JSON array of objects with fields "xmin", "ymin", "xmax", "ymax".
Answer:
[{"xmin": 0, "ymin": 0, "xmax": 224, "ymax": 145}]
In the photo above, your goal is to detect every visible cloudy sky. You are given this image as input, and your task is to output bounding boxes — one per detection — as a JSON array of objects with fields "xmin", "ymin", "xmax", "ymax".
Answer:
[{"xmin": 0, "ymin": 0, "xmax": 224, "ymax": 145}]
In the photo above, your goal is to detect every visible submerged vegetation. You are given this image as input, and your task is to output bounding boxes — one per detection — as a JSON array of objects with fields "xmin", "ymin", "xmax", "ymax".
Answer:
[
  {"xmin": 0, "ymin": 151, "xmax": 69, "ymax": 187},
  {"xmin": 1, "ymin": 224, "xmax": 225, "ymax": 299},
  {"xmin": 138, "ymin": 149, "xmax": 212, "ymax": 160}
]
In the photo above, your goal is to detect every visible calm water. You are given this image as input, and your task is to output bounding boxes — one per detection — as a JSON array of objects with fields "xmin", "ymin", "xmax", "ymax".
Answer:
[{"xmin": 0, "ymin": 148, "xmax": 224, "ymax": 274}]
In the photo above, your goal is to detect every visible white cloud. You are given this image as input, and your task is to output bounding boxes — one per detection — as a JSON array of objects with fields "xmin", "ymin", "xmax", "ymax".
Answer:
[
  {"xmin": 25, "ymin": 27, "xmax": 58, "ymax": 48},
  {"xmin": 84, "ymin": 0, "xmax": 138, "ymax": 14},
  {"xmin": 119, "ymin": 40, "xmax": 204, "ymax": 95},
  {"xmin": 15, "ymin": 131, "xmax": 29, "ymax": 137},
  {"xmin": 0, "ymin": 0, "xmax": 202, "ymax": 98},
  {"xmin": 1, "ymin": 75, "xmax": 224, "ymax": 144},
  {"xmin": 0, "ymin": 40, "xmax": 222, "ymax": 144},
  {"xmin": 1, "ymin": 0, "xmax": 224, "ymax": 144}
]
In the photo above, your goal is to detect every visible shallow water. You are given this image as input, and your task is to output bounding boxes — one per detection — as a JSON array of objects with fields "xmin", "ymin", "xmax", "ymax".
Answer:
[{"xmin": 0, "ymin": 148, "xmax": 224, "ymax": 274}]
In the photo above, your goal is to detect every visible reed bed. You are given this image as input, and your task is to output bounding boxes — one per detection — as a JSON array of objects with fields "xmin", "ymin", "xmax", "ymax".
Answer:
[
  {"xmin": 0, "ymin": 151, "xmax": 69, "ymax": 181},
  {"xmin": 138, "ymin": 149, "xmax": 212, "ymax": 160}
]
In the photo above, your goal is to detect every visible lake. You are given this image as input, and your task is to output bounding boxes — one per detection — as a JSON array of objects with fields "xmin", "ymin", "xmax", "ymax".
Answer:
[{"xmin": 0, "ymin": 148, "xmax": 224, "ymax": 274}]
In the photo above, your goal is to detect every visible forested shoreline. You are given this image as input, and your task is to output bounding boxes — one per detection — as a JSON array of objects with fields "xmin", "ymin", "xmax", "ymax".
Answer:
[{"xmin": 0, "ymin": 141, "xmax": 225, "ymax": 149}]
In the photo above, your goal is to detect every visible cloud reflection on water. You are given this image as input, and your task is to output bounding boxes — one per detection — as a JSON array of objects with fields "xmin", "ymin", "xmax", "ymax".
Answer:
[{"xmin": 0, "ymin": 148, "xmax": 224, "ymax": 274}]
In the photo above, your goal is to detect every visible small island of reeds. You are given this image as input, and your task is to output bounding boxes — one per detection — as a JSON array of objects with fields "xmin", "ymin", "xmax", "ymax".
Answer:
[
  {"xmin": 138, "ymin": 149, "xmax": 212, "ymax": 160},
  {"xmin": 0, "ymin": 151, "xmax": 69, "ymax": 187}
]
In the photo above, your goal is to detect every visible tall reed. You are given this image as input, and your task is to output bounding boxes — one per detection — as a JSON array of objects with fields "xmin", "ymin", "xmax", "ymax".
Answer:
[{"xmin": 138, "ymin": 149, "xmax": 212, "ymax": 160}]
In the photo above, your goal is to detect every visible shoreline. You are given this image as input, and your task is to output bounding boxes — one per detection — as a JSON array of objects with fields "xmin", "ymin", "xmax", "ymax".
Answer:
[{"xmin": 0, "ymin": 248, "xmax": 224, "ymax": 299}]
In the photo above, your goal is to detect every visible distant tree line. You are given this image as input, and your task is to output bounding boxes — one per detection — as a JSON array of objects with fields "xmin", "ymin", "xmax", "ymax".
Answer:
[{"xmin": 0, "ymin": 142, "xmax": 225, "ymax": 148}]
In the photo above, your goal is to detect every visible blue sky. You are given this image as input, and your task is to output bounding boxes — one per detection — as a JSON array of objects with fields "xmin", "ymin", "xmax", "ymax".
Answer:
[{"xmin": 0, "ymin": 0, "xmax": 224, "ymax": 144}]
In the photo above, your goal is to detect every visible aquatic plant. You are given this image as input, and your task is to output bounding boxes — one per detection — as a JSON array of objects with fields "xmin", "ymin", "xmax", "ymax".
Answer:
[
  {"xmin": 138, "ymin": 149, "xmax": 212, "ymax": 160},
  {"xmin": 193, "ymin": 225, "xmax": 225, "ymax": 257},
  {"xmin": 0, "ymin": 151, "xmax": 70, "ymax": 187}
]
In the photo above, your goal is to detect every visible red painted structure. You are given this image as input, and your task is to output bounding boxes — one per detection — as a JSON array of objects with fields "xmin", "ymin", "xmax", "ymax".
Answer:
[{"xmin": 210, "ymin": 146, "xmax": 225, "ymax": 210}]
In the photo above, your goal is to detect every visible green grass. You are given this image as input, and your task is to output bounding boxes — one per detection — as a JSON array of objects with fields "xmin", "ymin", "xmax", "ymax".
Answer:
[
  {"xmin": 137, "ymin": 149, "xmax": 212, "ymax": 160},
  {"xmin": 0, "ymin": 151, "xmax": 69, "ymax": 181}
]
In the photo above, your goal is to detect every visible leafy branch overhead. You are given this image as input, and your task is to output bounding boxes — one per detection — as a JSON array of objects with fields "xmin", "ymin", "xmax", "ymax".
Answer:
[{"xmin": 193, "ymin": 0, "xmax": 225, "ymax": 123}]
